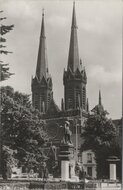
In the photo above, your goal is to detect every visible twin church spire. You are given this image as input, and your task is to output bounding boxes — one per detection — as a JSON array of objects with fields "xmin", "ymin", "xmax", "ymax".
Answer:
[
  {"xmin": 32, "ymin": 2, "xmax": 88, "ymax": 112},
  {"xmin": 36, "ymin": 2, "xmax": 80, "ymax": 81}
]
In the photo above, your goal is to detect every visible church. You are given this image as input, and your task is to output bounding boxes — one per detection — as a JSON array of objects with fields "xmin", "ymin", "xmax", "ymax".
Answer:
[
  {"xmin": 31, "ymin": 2, "xmax": 88, "ymax": 139},
  {"xmin": 31, "ymin": 2, "xmax": 121, "ymax": 179}
]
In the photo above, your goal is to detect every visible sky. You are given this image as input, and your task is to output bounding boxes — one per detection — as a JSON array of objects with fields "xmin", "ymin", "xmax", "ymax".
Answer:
[{"xmin": 1, "ymin": 0, "xmax": 122, "ymax": 119}]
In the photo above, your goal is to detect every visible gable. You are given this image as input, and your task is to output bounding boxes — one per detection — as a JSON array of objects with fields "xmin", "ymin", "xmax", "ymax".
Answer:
[
  {"xmin": 40, "ymin": 75, "xmax": 47, "ymax": 86},
  {"xmin": 47, "ymin": 99, "xmax": 60, "ymax": 114}
]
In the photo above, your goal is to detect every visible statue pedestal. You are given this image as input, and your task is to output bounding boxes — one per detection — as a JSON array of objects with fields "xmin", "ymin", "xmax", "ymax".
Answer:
[
  {"xmin": 109, "ymin": 164, "xmax": 116, "ymax": 180},
  {"xmin": 59, "ymin": 143, "xmax": 74, "ymax": 181},
  {"xmin": 61, "ymin": 160, "xmax": 69, "ymax": 181}
]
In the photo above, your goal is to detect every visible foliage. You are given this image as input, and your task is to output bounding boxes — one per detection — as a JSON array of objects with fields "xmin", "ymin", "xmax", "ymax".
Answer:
[
  {"xmin": 0, "ymin": 11, "xmax": 14, "ymax": 81},
  {"xmin": 81, "ymin": 105, "xmax": 120, "ymax": 178},
  {"xmin": 1, "ymin": 145, "xmax": 17, "ymax": 179},
  {"xmin": 46, "ymin": 143, "xmax": 57, "ymax": 175},
  {"xmin": 95, "ymin": 141, "xmax": 122, "ymax": 179},
  {"xmin": 81, "ymin": 111, "xmax": 116, "ymax": 151},
  {"xmin": 0, "ymin": 63, "xmax": 14, "ymax": 81},
  {"xmin": 1, "ymin": 86, "xmax": 49, "ymax": 171}
]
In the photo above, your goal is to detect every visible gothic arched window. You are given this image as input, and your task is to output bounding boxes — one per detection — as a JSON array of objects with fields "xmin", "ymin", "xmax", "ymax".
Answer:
[
  {"xmin": 75, "ymin": 86, "xmax": 80, "ymax": 108},
  {"xmin": 40, "ymin": 91, "xmax": 46, "ymax": 112},
  {"xmin": 68, "ymin": 87, "xmax": 73, "ymax": 109},
  {"xmin": 40, "ymin": 91, "xmax": 45, "ymax": 102},
  {"xmin": 34, "ymin": 93, "xmax": 39, "ymax": 109},
  {"xmin": 48, "ymin": 93, "xmax": 51, "ymax": 104},
  {"xmin": 82, "ymin": 87, "xmax": 86, "ymax": 109}
]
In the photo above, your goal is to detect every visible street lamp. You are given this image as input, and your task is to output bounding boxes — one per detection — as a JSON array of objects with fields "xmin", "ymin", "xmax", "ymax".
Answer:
[{"xmin": 75, "ymin": 122, "xmax": 79, "ymax": 162}]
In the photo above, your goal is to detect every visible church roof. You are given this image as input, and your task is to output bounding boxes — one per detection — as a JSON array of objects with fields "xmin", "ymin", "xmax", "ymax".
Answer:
[
  {"xmin": 46, "ymin": 98, "xmax": 60, "ymax": 114},
  {"xmin": 91, "ymin": 104, "xmax": 104, "ymax": 114},
  {"xmin": 67, "ymin": 2, "xmax": 80, "ymax": 73}
]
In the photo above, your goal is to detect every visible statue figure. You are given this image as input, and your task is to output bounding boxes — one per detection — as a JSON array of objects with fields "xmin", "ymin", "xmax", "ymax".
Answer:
[
  {"xmin": 39, "ymin": 161, "xmax": 48, "ymax": 181},
  {"xmin": 47, "ymin": 142, "xmax": 57, "ymax": 174},
  {"xmin": 75, "ymin": 162, "xmax": 81, "ymax": 176},
  {"xmin": 49, "ymin": 142, "xmax": 57, "ymax": 161},
  {"xmin": 75, "ymin": 162, "xmax": 86, "ymax": 180},
  {"xmin": 60, "ymin": 121, "xmax": 72, "ymax": 144}
]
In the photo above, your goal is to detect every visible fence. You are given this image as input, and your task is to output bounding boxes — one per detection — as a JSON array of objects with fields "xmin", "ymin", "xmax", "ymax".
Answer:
[{"xmin": 0, "ymin": 180, "xmax": 97, "ymax": 190}]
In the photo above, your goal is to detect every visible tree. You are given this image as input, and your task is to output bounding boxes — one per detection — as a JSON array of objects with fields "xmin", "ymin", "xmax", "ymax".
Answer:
[
  {"xmin": 0, "ymin": 11, "xmax": 14, "ymax": 81},
  {"xmin": 1, "ymin": 145, "xmax": 17, "ymax": 179},
  {"xmin": 0, "ymin": 12, "xmax": 14, "ymax": 176},
  {"xmin": 1, "ymin": 86, "xmax": 49, "ymax": 176},
  {"xmin": 81, "ymin": 105, "xmax": 118, "ymax": 178},
  {"xmin": 46, "ymin": 142, "xmax": 57, "ymax": 175}
]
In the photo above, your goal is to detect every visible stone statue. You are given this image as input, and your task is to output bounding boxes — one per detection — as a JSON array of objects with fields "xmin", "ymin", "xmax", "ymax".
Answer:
[
  {"xmin": 61, "ymin": 121, "xmax": 72, "ymax": 144},
  {"xmin": 39, "ymin": 161, "xmax": 48, "ymax": 180},
  {"xmin": 49, "ymin": 142, "xmax": 57, "ymax": 161},
  {"xmin": 47, "ymin": 142, "xmax": 57, "ymax": 174}
]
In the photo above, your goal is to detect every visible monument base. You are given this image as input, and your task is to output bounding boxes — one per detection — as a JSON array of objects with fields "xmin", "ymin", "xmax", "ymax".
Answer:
[{"xmin": 59, "ymin": 143, "xmax": 74, "ymax": 181}]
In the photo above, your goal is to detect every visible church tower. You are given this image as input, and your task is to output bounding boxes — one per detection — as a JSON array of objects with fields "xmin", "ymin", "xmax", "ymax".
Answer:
[
  {"xmin": 63, "ymin": 2, "xmax": 87, "ymax": 110},
  {"xmin": 31, "ymin": 11, "xmax": 53, "ymax": 113}
]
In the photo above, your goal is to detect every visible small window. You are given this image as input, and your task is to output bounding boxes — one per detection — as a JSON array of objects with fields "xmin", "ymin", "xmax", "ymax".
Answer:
[{"xmin": 87, "ymin": 153, "xmax": 92, "ymax": 163}]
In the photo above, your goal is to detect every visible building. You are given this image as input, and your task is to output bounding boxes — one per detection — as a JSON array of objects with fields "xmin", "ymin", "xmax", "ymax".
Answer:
[
  {"xmin": 31, "ymin": 2, "xmax": 89, "ymax": 152},
  {"xmin": 82, "ymin": 150, "xmax": 96, "ymax": 179},
  {"xmin": 31, "ymin": 2, "xmax": 121, "ymax": 179},
  {"xmin": 31, "ymin": 2, "xmax": 97, "ymax": 179}
]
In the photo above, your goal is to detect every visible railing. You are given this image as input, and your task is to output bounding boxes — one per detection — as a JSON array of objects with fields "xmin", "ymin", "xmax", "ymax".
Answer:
[
  {"xmin": 1, "ymin": 179, "xmax": 121, "ymax": 190},
  {"xmin": 0, "ymin": 180, "xmax": 88, "ymax": 190}
]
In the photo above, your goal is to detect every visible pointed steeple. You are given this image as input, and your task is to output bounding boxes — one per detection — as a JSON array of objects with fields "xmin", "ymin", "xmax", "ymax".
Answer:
[
  {"xmin": 67, "ymin": 1, "xmax": 80, "ymax": 72},
  {"xmin": 91, "ymin": 90, "xmax": 108, "ymax": 114},
  {"xmin": 63, "ymin": 2, "xmax": 87, "ymax": 110},
  {"xmin": 99, "ymin": 90, "xmax": 102, "ymax": 105},
  {"xmin": 36, "ymin": 10, "xmax": 48, "ymax": 81},
  {"xmin": 32, "ymin": 10, "xmax": 53, "ymax": 112}
]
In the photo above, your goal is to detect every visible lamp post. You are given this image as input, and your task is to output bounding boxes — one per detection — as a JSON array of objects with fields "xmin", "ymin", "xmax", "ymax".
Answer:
[
  {"xmin": 0, "ymin": 93, "xmax": 3, "ymax": 177},
  {"xmin": 75, "ymin": 94, "xmax": 84, "ymax": 162},
  {"xmin": 75, "ymin": 121, "xmax": 78, "ymax": 162},
  {"xmin": 0, "ymin": 64, "xmax": 2, "ymax": 176}
]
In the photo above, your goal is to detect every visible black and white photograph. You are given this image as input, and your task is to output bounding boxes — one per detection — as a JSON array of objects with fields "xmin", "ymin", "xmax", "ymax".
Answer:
[{"xmin": 0, "ymin": 0, "xmax": 122, "ymax": 189}]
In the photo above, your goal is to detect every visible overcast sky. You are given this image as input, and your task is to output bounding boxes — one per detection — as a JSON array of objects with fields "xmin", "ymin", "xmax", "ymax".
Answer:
[{"xmin": 1, "ymin": 0, "xmax": 122, "ymax": 119}]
